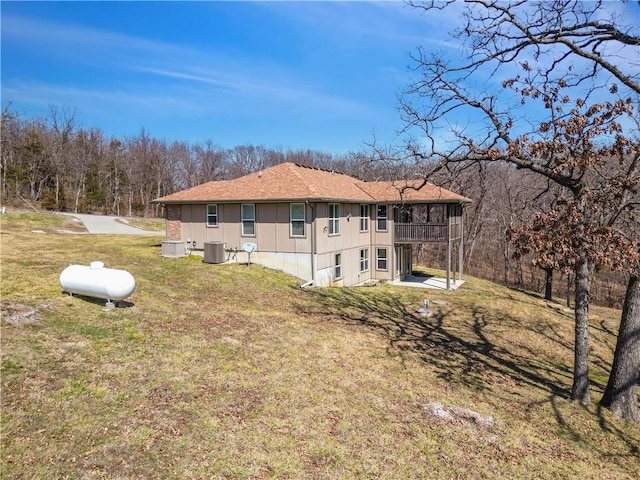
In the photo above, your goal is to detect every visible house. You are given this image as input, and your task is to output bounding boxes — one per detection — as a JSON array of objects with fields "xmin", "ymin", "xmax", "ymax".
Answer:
[{"xmin": 152, "ymin": 162, "xmax": 472, "ymax": 288}]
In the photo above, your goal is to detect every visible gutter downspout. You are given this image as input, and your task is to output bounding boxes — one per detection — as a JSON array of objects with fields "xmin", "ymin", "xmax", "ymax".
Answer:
[
  {"xmin": 164, "ymin": 204, "xmax": 169, "ymax": 240},
  {"xmin": 303, "ymin": 200, "xmax": 316, "ymax": 288}
]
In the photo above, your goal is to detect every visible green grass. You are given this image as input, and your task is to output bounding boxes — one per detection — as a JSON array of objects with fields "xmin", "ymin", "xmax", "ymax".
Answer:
[{"xmin": 1, "ymin": 210, "xmax": 639, "ymax": 479}]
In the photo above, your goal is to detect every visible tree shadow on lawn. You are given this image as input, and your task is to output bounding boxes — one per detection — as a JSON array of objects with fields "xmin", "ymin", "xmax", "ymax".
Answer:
[
  {"xmin": 298, "ymin": 286, "xmax": 639, "ymax": 460},
  {"xmin": 302, "ymin": 287, "xmax": 569, "ymax": 397}
]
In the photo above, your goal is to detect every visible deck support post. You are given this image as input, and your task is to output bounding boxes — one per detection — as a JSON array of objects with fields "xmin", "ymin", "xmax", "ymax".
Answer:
[
  {"xmin": 458, "ymin": 230, "xmax": 464, "ymax": 282},
  {"xmin": 446, "ymin": 206, "xmax": 452, "ymax": 290},
  {"xmin": 446, "ymin": 239, "xmax": 451, "ymax": 290}
]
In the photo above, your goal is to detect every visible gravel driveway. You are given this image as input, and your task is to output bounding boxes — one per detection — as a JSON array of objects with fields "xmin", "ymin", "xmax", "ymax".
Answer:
[{"xmin": 61, "ymin": 213, "xmax": 164, "ymax": 235}]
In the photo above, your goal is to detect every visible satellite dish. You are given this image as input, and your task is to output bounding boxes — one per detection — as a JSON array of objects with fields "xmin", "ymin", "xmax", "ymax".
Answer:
[
  {"xmin": 242, "ymin": 242, "xmax": 257, "ymax": 253},
  {"xmin": 242, "ymin": 242, "xmax": 257, "ymax": 267}
]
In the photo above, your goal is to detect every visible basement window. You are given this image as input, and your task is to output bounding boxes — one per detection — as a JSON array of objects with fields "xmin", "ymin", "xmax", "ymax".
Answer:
[
  {"xmin": 360, "ymin": 248, "xmax": 369, "ymax": 273},
  {"xmin": 377, "ymin": 248, "xmax": 388, "ymax": 271},
  {"xmin": 335, "ymin": 252, "xmax": 342, "ymax": 280}
]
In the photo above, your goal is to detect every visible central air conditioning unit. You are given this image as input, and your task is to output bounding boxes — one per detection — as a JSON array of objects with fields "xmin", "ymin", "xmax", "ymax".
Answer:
[
  {"xmin": 203, "ymin": 241, "xmax": 225, "ymax": 264},
  {"xmin": 161, "ymin": 240, "xmax": 187, "ymax": 258}
]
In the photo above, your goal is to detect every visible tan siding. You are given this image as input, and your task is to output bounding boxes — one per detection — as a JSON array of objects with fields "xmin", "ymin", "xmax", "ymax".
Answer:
[
  {"xmin": 315, "ymin": 202, "xmax": 371, "ymax": 255},
  {"xmin": 345, "ymin": 246, "xmax": 372, "ymax": 286},
  {"xmin": 316, "ymin": 252, "xmax": 333, "ymax": 270},
  {"xmin": 223, "ymin": 204, "xmax": 242, "ymax": 249},
  {"xmin": 257, "ymin": 203, "xmax": 277, "ymax": 252},
  {"xmin": 315, "ymin": 203, "xmax": 329, "ymax": 253},
  {"xmin": 372, "ymin": 245, "xmax": 394, "ymax": 281},
  {"xmin": 181, "ymin": 205, "xmax": 193, "ymax": 244},
  {"xmin": 204, "ymin": 203, "xmax": 224, "ymax": 243},
  {"xmin": 175, "ymin": 202, "xmax": 313, "ymax": 255},
  {"xmin": 370, "ymin": 203, "xmax": 393, "ymax": 247},
  {"xmin": 275, "ymin": 204, "xmax": 289, "ymax": 251},
  {"xmin": 312, "ymin": 202, "xmax": 375, "ymax": 286},
  {"xmin": 275, "ymin": 203, "xmax": 312, "ymax": 253},
  {"xmin": 190, "ymin": 204, "xmax": 207, "ymax": 248},
  {"xmin": 250, "ymin": 203, "xmax": 311, "ymax": 254},
  {"xmin": 318, "ymin": 247, "xmax": 368, "ymax": 286}
]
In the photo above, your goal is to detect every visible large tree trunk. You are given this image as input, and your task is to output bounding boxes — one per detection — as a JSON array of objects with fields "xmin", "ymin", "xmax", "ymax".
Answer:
[
  {"xmin": 544, "ymin": 267, "xmax": 553, "ymax": 301},
  {"xmin": 600, "ymin": 273, "xmax": 640, "ymax": 423},
  {"xmin": 571, "ymin": 258, "xmax": 592, "ymax": 405}
]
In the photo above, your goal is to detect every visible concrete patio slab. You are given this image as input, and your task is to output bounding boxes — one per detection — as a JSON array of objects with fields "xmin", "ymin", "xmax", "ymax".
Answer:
[{"xmin": 392, "ymin": 274, "xmax": 465, "ymax": 290}]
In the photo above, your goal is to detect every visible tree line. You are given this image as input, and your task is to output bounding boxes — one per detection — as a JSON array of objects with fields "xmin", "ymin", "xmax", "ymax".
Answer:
[{"xmin": 0, "ymin": 105, "xmax": 356, "ymax": 218}]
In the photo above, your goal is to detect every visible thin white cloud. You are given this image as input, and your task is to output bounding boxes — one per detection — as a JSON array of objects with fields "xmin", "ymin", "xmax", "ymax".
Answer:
[
  {"xmin": 2, "ymin": 12, "xmax": 377, "ymax": 120},
  {"xmin": 257, "ymin": 0, "xmax": 461, "ymax": 50},
  {"xmin": 136, "ymin": 65, "xmax": 376, "ymax": 118},
  {"xmin": 2, "ymin": 14, "xmax": 180, "ymax": 60}
]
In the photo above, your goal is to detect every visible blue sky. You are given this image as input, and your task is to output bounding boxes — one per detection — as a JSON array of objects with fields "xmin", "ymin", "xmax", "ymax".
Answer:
[
  {"xmin": 1, "ymin": 1, "xmax": 460, "ymax": 155},
  {"xmin": 3, "ymin": 1, "xmax": 637, "ymax": 156}
]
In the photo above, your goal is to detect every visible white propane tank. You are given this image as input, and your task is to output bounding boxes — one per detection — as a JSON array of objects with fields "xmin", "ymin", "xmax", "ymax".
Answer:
[{"xmin": 59, "ymin": 261, "xmax": 136, "ymax": 302}]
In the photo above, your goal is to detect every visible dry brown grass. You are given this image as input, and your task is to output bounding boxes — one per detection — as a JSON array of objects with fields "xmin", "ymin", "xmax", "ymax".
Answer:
[{"xmin": 1, "ymin": 210, "xmax": 638, "ymax": 479}]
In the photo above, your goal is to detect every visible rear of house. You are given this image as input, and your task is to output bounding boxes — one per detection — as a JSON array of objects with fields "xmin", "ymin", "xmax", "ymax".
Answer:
[{"xmin": 152, "ymin": 163, "xmax": 471, "ymax": 288}]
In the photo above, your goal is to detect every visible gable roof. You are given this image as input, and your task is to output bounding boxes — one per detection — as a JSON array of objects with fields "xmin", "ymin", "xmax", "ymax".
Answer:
[{"xmin": 152, "ymin": 162, "xmax": 472, "ymax": 204}]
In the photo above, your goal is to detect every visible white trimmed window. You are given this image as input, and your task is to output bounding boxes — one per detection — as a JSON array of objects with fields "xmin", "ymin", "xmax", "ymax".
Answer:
[
  {"xmin": 290, "ymin": 203, "xmax": 305, "ymax": 237},
  {"xmin": 360, "ymin": 204, "xmax": 369, "ymax": 232},
  {"xmin": 377, "ymin": 248, "xmax": 388, "ymax": 271},
  {"xmin": 241, "ymin": 204, "xmax": 255, "ymax": 236},
  {"xmin": 328, "ymin": 203, "xmax": 340, "ymax": 235},
  {"xmin": 335, "ymin": 253, "xmax": 342, "ymax": 280},
  {"xmin": 360, "ymin": 248, "xmax": 369, "ymax": 273},
  {"xmin": 376, "ymin": 204, "xmax": 388, "ymax": 231},
  {"xmin": 206, "ymin": 204, "xmax": 218, "ymax": 227}
]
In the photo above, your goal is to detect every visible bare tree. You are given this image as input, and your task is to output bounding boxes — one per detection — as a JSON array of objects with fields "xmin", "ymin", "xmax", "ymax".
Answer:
[
  {"xmin": 105, "ymin": 139, "xmax": 125, "ymax": 216},
  {"xmin": 191, "ymin": 141, "xmax": 226, "ymax": 185},
  {"xmin": 402, "ymin": 0, "xmax": 640, "ymax": 418},
  {"xmin": 47, "ymin": 105, "xmax": 76, "ymax": 210},
  {"xmin": 1, "ymin": 104, "xmax": 21, "ymax": 203},
  {"xmin": 18, "ymin": 120, "xmax": 52, "ymax": 203},
  {"xmin": 66, "ymin": 128, "xmax": 95, "ymax": 213},
  {"xmin": 124, "ymin": 129, "xmax": 170, "ymax": 217},
  {"xmin": 408, "ymin": 0, "xmax": 639, "ymax": 93}
]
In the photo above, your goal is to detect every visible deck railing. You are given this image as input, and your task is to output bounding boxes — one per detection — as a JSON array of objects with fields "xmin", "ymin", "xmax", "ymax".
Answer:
[
  {"xmin": 394, "ymin": 223, "xmax": 463, "ymax": 243},
  {"xmin": 394, "ymin": 223, "xmax": 447, "ymax": 242}
]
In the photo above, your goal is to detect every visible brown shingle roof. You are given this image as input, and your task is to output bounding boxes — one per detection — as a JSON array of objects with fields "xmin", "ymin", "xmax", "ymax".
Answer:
[
  {"xmin": 358, "ymin": 180, "xmax": 472, "ymax": 203},
  {"xmin": 153, "ymin": 162, "xmax": 471, "ymax": 204}
]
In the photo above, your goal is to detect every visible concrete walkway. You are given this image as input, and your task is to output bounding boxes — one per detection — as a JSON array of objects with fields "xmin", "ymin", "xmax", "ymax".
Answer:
[
  {"xmin": 392, "ymin": 274, "xmax": 465, "ymax": 291},
  {"xmin": 60, "ymin": 213, "xmax": 164, "ymax": 235}
]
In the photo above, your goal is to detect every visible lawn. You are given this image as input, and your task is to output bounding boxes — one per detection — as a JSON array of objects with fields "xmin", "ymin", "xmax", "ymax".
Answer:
[{"xmin": 1, "ymin": 210, "xmax": 638, "ymax": 479}]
